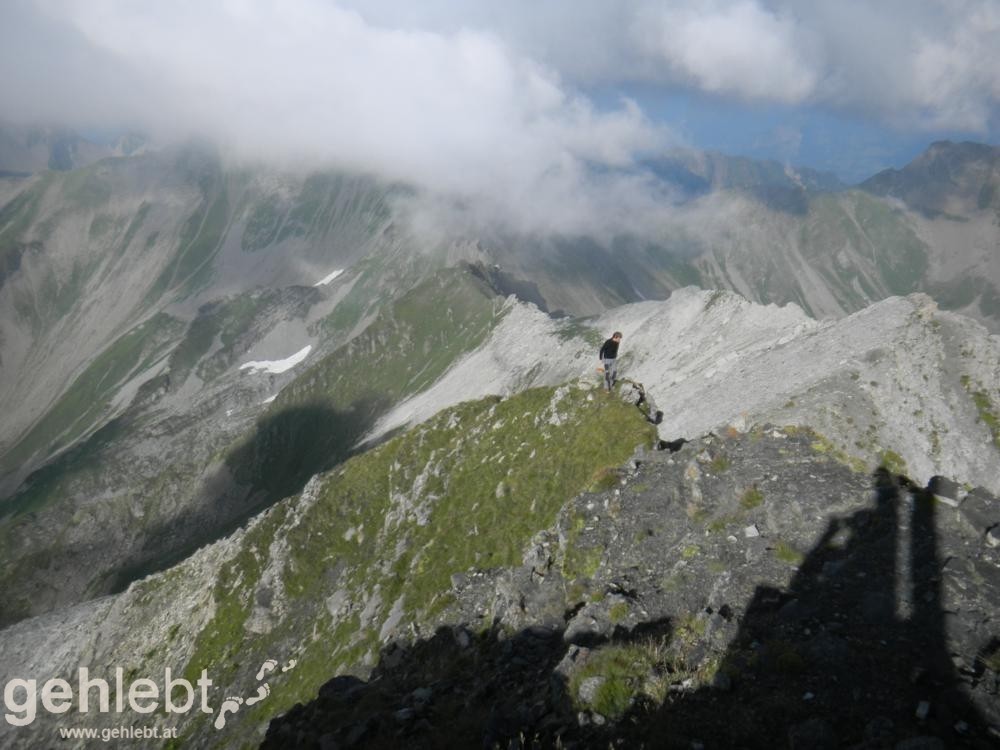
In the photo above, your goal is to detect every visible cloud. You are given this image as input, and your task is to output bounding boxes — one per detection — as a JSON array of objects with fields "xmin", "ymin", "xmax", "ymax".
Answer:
[
  {"xmin": 904, "ymin": 2, "xmax": 1000, "ymax": 130},
  {"xmin": 339, "ymin": 0, "xmax": 1000, "ymax": 133},
  {"xmin": 632, "ymin": 1, "xmax": 818, "ymax": 104},
  {"xmin": 0, "ymin": 0, "xmax": 674, "ymax": 238},
  {"xmin": 1, "ymin": 1, "xmax": 997, "ymax": 238}
]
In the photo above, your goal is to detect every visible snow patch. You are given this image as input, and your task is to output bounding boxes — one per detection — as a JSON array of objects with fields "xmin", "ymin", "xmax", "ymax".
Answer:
[
  {"xmin": 313, "ymin": 269, "xmax": 344, "ymax": 287},
  {"xmin": 240, "ymin": 345, "xmax": 313, "ymax": 375}
]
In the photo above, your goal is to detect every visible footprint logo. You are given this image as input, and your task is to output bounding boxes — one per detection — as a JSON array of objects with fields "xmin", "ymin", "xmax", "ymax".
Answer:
[
  {"xmin": 214, "ymin": 696, "xmax": 243, "ymax": 730},
  {"xmin": 255, "ymin": 659, "xmax": 278, "ymax": 681},
  {"xmin": 246, "ymin": 683, "xmax": 271, "ymax": 707},
  {"xmin": 214, "ymin": 657, "xmax": 298, "ymax": 730}
]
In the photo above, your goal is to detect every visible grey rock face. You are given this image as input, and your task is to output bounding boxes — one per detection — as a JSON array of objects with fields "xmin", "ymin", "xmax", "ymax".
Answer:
[
  {"xmin": 375, "ymin": 289, "xmax": 1000, "ymax": 498},
  {"xmin": 262, "ymin": 427, "xmax": 1000, "ymax": 749}
]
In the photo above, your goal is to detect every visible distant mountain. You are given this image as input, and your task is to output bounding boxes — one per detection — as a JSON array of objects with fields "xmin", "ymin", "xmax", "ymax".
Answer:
[
  {"xmin": 2, "ymin": 289, "xmax": 997, "ymax": 748},
  {"xmin": 860, "ymin": 140, "xmax": 1000, "ymax": 217},
  {"xmin": 0, "ymin": 122, "xmax": 118, "ymax": 175},
  {"xmin": 649, "ymin": 148, "xmax": 846, "ymax": 198},
  {"xmin": 2, "ymin": 132, "xmax": 999, "ymax": 629}
]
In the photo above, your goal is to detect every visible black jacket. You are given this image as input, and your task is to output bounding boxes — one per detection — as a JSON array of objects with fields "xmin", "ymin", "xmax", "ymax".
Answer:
[{"xmin": 599, "ymin": 338, "xmax": 619, "ymax": 360}]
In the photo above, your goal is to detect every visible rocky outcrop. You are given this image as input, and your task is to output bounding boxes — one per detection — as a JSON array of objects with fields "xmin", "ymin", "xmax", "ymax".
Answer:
[
  {"xmin": 263, "ymin": 423, "xmax": 1000, "ymax": 749},
  {"xmin": 373, "ymin": 288, "xmax": 1000, "ymax": 495},
  {"xmin": 1, "ymin": 373, "xmax": 996, "ymax": 748}
]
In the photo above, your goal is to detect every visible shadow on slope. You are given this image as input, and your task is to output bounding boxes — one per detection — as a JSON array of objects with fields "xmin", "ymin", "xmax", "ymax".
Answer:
[
  {"xmin": 108, "ymin": 397, "xmax": 387, "ymax": 594},
  {"xmin": 262, "ymin": 617, "xmax": 674, "ymax": 750},
  {"xmin": 225, "ymin": 396, "xmax": 390, "ymax": 505},
  {"xmin": 609, "ymin": 468, "xmax": 998, "ymax": 749},
  {"xmin": 262, "ymin": 467, "xmax": 999, "ymax": 749}
]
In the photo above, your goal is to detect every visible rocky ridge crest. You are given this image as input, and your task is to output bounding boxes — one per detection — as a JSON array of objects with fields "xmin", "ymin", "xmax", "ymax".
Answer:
[{"xmin": 265, "ymin": 407, "xmax": 1000, "ymax": 749}]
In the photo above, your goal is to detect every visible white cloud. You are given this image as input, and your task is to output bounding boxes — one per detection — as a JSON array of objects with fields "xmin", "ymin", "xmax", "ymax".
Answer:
[
  {"xmin": 6, "ymin": 0, "xmax": 670, "ymax": 238},
  {"xmin": 904, "ymin": 2, "xmax": 1000, "ymax": 130},
  {"xmin": 633, "ymin": 1, "xmax": 818, "ymax": 103},
  {"xmin": 1, "ymin": 0, "xmax": 997, "ymax": 239},
  {"xmin": 338, "ymin": 0, "xmax": 1000, "ymax": 132}
]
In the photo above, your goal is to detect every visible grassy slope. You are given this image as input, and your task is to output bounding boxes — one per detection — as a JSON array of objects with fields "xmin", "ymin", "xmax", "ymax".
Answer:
[
  {"xmin": 694, "ymin": 190, "xmax": 931, "ymax": 318},
  {"xmin": 0, "ymin": 313, "xmax": 184, "ymax": 498},
  {"xmin": 162, "ymin": 382, "xmax": 656, "ymax": 747},
  {"xmin": 0, "ymin": 268, "xmax": 508, "ymax": 626},
  {"xmin": 242, "ymin": 172, "xmax": 392, "ymax": 253},
  {"xmin": 0, "ymin": 154, "xmax": 406, "ymax": 511},
  {"xmin": 226, "ymin": 267, "xmax": 507, "ymax": 502}
]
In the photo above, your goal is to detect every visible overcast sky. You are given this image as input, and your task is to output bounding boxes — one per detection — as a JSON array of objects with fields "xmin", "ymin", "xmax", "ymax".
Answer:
[{"xmin": 1, "ymin": 0, "xmax": 998, "ymax": 234}]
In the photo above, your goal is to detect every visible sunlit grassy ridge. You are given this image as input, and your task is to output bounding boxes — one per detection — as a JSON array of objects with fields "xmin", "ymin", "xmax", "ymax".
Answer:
[
  {"xmin": 168, "ymin": 382, "xmax": 655, "ymax": 746},
  {"xmin": 223, "ymin": 267, "xmax": 508, "ymax": 502}
]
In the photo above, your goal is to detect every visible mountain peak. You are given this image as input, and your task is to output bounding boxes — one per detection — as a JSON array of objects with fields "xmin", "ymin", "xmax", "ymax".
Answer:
[{"xmin": 860, "ymin": 139, "xmax": 999, "ymax": 216}]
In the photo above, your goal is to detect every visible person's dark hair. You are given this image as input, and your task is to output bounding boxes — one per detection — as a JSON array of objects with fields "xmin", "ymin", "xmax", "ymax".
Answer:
[{"xmin": 612, "ymin": 331, "xmax": 622, "ymax": 339}]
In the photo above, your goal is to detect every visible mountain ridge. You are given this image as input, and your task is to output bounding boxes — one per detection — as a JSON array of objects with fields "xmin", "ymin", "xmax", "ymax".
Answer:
[
  {"xmin": 1, "ymin": 372, "xmax": 996, "ymax": 748},
  {"xmin": 371, "ymin": 287, "xmax": 1000, "ymax": 496},
  {"xmin": 0, "ymin": 137, "xmax": 998, "ymax": 748}
]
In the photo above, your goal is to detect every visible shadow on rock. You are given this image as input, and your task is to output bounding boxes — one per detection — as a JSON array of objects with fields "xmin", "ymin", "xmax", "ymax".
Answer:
[
  {"xmin": 261, "ymin": 460, "xmax": 1000, "ymax": 749},
  {"xmin": 262, "ymin": 617, "xmax": 673, "ymax": 750},
  {"xmin": 605, "ymin": 467, "xmax": 1000, "ymax": 749},
  {"xmin": 226, "ymin": 395, "xmax": 389, "ymax": 505}
]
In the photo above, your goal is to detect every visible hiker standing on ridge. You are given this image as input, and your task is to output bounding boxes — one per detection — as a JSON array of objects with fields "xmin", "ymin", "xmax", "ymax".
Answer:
[{"xmin": 599, "ymin": 332, "xmax": 622, "ymax": 392}]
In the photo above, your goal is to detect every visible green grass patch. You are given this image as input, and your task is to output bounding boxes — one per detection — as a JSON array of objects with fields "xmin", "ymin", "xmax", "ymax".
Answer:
[
  {"xmin": 675, "ymin": 612, "xmax": 707, "ymax": 644},
  {"xmin": 174, "ymin": 383, "xmax": 655, "ymax": 744},
  {"xmin": 740, "ymin": 486, "xmax": 764, "ymax": 509},
  {"xmin": 588, "ymin": 466, "xmax": 621, "ymax": 492},
  {"xmin": 809, "ymin": 432, "xmax": 869, "ymax": 473},
  {"xmin": 562, "ymin": 511, "xmax": 606, "ymax": 582},
  {"xmin": 961, "ymin": 377, "xmax": 1000, "ymax": 449},
  {"xmin": 878, "ymin": 449, "xmax": 908, "ymax": 476},
  {"xmin": 708, "ymin": 513, "xmax": 741, "ymax": 533},
  {"xmin": 555, "ymin": 317, "xmax": 604, "ymax": 346},
  {"xmin": 971, "ymin": 391, "xmax": 1000, "ymax": 448},
  {"xmin": 569, "ymin": 639, "xmax": 672, "ymax": 719},
  {"xmin": 772, "ymin": 540, "xmax": 805, "ymax": 566},
  {"xmin": 182, "ymin": 503, "xmax": 289, "ymax": 686},
  {"xmin": 708, "ymin": 455, "xmax": 730, "ymax": 473},
  {"xmin": 609, "ymin": 601, "xmax": 629, "ymax": 624}
]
